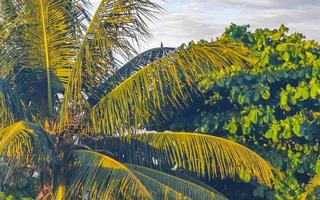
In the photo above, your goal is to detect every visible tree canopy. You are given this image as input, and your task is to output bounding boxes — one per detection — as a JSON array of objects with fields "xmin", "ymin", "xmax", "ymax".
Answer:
[{"xmin": 165, "ymin": 24, "xmax": 320, "ymax": 199}]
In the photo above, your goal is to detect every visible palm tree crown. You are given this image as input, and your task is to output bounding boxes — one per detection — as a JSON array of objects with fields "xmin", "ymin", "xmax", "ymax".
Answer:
[{"xmin": 0, "ymin": 0, "xmax": 282, "ymax": 199}]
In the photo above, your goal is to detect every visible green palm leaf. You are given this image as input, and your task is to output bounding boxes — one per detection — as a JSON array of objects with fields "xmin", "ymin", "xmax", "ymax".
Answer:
[
  {"xmin": 127, "ymin": 164, "xmax": 227, "ymax": 200},
  {"xmin": 0, "ymin": 121, "xmax": 54, "ymax": 183},
  {"xmin": 0, "ymin": 8, "xmax": 27, "ymax": 79},
  {"xmin": 0, "ymin": 78, "xmax": 28, "ymax": 127},
  {"xmin": 90, "ymin": 40, "xmax": 250, "ymax": 135},
  {"xmin": 0, "ymin": 0, "xmax": 89, "ymax": 114},
  {"xmin": 88, "ymin": 47, "xmax": 175, "ymax": 105},
  {"xmin": 105, "ymin": 132, "xmax": 282, "ymax": 188},
  {"xmin": 64, "ymin": 150, "xmax": 152, "ymax": 200},
  {"xmin": 52, "ymin": 184, "xmax": 65, "ymax": 200},
  {"xmin": 299, "ymin": 174, "xmax": 320, "ymax": 200},
  {"xmin": 60, "ymin": 0, "xmax": 160, "ymax": 126}
]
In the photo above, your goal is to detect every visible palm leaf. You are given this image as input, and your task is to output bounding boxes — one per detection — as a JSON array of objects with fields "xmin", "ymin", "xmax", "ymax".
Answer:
[
  {"xmin": 90, "ymin": 40, "xmax": 250, "ymax": 135},
  {"xmin": 0, "ymin": 0, "xmax": 89, "ymax": 82},
  {"xmin": 59, "ymin": 0, "xmax": 161, "ymax": 127},
  {"xmin": 105, "ymin": 132, "xmax": 282, "ymax": 188},
  {"xmin": 0, "ymin": 0, "xmax": 19, "ymax": 20},
  {"xmin": 299, "ymin": 174, "xmax": 320, "ymax": 200},
  {"xmin": 0, "ymin": 121, "xmax": 54, "ymax": 183},
  {"xmin": 0, "ymin": 78, "xmax": 28, "ymax": 127},
  {"xmin": 127, "ymin": 164, "xmax": 227, "ymax": 200},
  {"xmin": 0, "ymin": 0, "xmax": 89, "ymax": 114},
  {"xmin": 64, "ymin": 150, "xmax": 152, "ymax": 200},
  {"xmin": 14, "ymin": 68, "xmax": 64, "ymax": 119},
  {"xmin": 88, "ymin": 47, "xmax": 175, "ymax": 105},
  {"xmin": 0, "ymin": 8, "xmax": 28, "ymax": 80},
  {"xmin": 52, "ymin": 183, "xmax": 65, "ymax": 200}
]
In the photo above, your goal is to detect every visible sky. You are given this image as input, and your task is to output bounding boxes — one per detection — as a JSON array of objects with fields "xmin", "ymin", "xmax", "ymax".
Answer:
[{"xmin": 91, "ymin": 0, "xmax": 320, "ymax": 52}]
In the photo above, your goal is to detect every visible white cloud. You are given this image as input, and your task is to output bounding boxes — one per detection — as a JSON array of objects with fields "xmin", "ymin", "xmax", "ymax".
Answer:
[{"xmin": 90, "ymin": 0, "xmax": 320, "ymax": 52}]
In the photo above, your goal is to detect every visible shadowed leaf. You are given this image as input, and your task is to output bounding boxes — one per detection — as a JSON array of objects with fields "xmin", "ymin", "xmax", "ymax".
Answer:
[
  {"xmin": 127, "ymin": 164, "xmax": 227, "ymax": 200},
  {"xmin": 106, "ymin": 132, "xmax": 283, "ymax": 187},
  {"xmin": 0, "ymin": 121, "xmax": 54, "ymax": 184},
  {"xmin": 64, "ymin": 150, "xmax": 152, "ymax": 200},
  {"xmin": 0, "ymin": 78, "xmax": 28, "ymax": 127}
]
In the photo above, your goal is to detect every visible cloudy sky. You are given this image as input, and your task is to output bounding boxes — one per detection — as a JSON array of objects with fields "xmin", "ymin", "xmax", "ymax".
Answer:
[{"xmin": 92, "ymin": 0, "xmax": 320, "ymax": 52}]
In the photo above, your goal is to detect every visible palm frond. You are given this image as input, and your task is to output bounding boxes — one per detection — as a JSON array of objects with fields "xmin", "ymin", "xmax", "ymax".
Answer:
[
  {"xmin": 0, "ymin": 0, "xmax": 89, "ymax": 115},
  {"xmin": 64, "ymin": 0, "xmax": 91, "ymax": 34},
  {"xmin": 0, "ymin": 0, "xmax": 89, "ymax": 83},
  {"xmin": 64, "ymin": 150, "xmax": 152, "ymax": 200},
  {"xmin": 127, "ymin": 164, "xmax": 227, "ymax": 200},
  {"xmin": 299, "ymin": 174, "xmax": 320, "ymax": 200},
  {"xmin": 105, "ymin": 132, "xmax": 282, "ymax": 188},
  {"xmin": 0, "ymin": 121, "xmax": 54, "ymax": 183},
  {"xmin": 0, "ymin": 0, "xmax": 19, "ymax": 20},
  {"xmin": 0, "ymin": 7, "xmax": 28, "ymax": 80},
  {"xmin": 52, "ymin": 184, "xmax": 65, "ymax": 200},
  {"xmin": 14, "ymin": 68, "xmax": 64, "ymax": 119},
  {"xmin": 88, "ymin": 47, "xmax": 175, "ymax": 105},
  {"xmin": 59, "ymin": 0, "xmax": 161, "ymax": 127},
  {"xmin": 0, "ymin": 78, "xmax": 28, "ymax": 127},
  {"xmin": 90, "ymin": 40, "xmax": 250, "ymax": 135}
]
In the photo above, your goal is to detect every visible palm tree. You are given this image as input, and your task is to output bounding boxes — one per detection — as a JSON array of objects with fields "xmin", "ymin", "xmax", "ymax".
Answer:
[
  {"xmin": 0, "ymin": 0, "xmax": 282, "ymax": 199},
  {"xmin": 300, "ymin": 174, "xmax": 320, "ymax": 200}
]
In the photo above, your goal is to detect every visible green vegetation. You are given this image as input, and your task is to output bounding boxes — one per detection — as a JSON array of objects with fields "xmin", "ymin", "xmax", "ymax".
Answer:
[
  {"xmin": 0, "ymin": 1, "xmax": 282, "ymax": 200},
  {"xmin": 165, "ymin": 24, "xmax": 320, "ymax": 199},
  {"xmin": 0, "ymin": 192, "xmax": 32, "ymax": 200}
]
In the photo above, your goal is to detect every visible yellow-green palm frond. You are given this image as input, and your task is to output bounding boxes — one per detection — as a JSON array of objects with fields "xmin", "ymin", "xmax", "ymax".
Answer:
[
  {"xmin": 299, "ymin": 174, "xmax": 320, "ymax": 200},
  {"xmin": 0, "ymin": 13, "xmax": 21, "ymax": 50},
  {"xmin": 105, "ymin": 132, "xmax": 283, "ymax": 188},
  {"xmin": 90, "ymin": 40, "xmax": 250, "ymax": 135},
  {"xmin": 8, "ymin": 0, "xmax": 86, "ymax": 84},
  {"xmin": 24, "ymin": 0, "xmax": 80, "ymax": 113},
  {"xmin": 0, "ymin": 0, "xmax": 18, "ymax": 20},
  {"xmin": 0, "ymin": 78, "xmax": 29, "ymax": 128},
  {"xmin": 127, "ymin": 164, "xmax": 227, "ymax": 200},
  {"xmin": 0, "ymin": 0, "xmax": 89, "ymax": 80},
  {"xmin": 59, "ymin": 0, "xmax": 160, "ymax": 128},
  {"xmin": 88, "ymin": 47, "xmax": 176, "ymax": 105},
  {"xmin": 64, "ymin": 0, "xmax": 91, "ymax": 33},
  {"xmin": 52, "ymin": 183, "xmax": 66, "ymax": 200},
  {"xmin": 0, "ymin": 0, "xmax": 89, "ymax": 115},
  {"xmin": 0, "ymin": 121, "xmax": 54, "ymax": 183},
  {"xmin": 64, "ymin": 150, "xmax": 152, "ymax": 200},
  {"xmin": 0, "ymin": 7, "xmax": 28, "ymax": 79}
]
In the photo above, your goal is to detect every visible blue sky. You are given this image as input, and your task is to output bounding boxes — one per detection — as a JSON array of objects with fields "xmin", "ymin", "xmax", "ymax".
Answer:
[{"xmin": 91, "ymin": 0, "xmax": 320, "ymax": 52}]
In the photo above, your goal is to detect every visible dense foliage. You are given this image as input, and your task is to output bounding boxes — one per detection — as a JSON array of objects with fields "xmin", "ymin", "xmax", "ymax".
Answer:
[
  {"xmin": 165, "ymin": 24, "xmax": 320, "ymax": 199},
  {"xmin": 0, "ymin": 192, "xmax": 32, "ymax": 200}
]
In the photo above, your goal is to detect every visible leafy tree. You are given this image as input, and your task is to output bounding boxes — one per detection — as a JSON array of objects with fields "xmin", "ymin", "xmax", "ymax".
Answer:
[
  {"xmin": 0, "ymin": 191, "xmax": 33, "ymax": 200},
  {"xmin": 165, "ymin": 24, "xmax": 320, "ymax": 199},
  {"xmin": 0, "ymin": 1, "xmax": 281, "ymax": 200}
]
